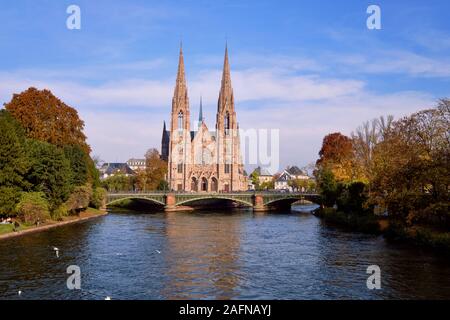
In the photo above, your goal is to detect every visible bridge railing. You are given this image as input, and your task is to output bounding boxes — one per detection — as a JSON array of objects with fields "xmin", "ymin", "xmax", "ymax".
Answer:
[{"xmin": 106, "ymin": 190, "xmax": 318, "ymax": 196}]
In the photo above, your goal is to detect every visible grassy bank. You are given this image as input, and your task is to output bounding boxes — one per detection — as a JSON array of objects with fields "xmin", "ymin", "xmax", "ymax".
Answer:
[{"xmin": 0, "ymin": 207, "xmax": 106, "ymax": 239}]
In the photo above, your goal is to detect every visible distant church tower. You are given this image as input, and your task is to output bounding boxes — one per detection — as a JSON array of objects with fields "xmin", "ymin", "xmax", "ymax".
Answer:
[
  {"xmin": 167, "ymin": 44, "xmax": 191, "ymax": 191},
  {"xmin": 163, "ymin": 44, "xmax": 247, "ymax": 192},
  {"xmin": 215, "ymin": 45, "xmax": 245, "ymax": 192}
]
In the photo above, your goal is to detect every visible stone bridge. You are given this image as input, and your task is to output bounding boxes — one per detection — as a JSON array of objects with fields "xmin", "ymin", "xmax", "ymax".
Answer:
[{"xmin": 105, "ymin": 192, "xmax": 321, "ymax": 212}]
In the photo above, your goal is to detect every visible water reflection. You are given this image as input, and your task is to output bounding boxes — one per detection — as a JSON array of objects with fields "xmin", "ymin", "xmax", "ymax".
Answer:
[{"xmin": 162, "ymin": 211, "xmax": 243, "ymax": 299}]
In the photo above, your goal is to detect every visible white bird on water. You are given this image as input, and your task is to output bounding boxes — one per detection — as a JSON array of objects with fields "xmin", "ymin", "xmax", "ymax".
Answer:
[
  {"xmin": 155, "ymin": 250, "xmax": 161, "ymax": 254},
  {"xmin": 105, "ymin": 296, "xmax": 111, "ymax": 300},
  {"xmin": 18, "ymin": 290, "xmax": 22, "ymax": 296},
  {"xmin": 53, "ymin": 247, "xmax": 59, "ymax": 258}
]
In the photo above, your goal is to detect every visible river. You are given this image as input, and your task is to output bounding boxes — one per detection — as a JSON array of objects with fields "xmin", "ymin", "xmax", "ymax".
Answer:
[{"xmin": 0, "ymin": 204, "xmax": 449, "ymax": 300}]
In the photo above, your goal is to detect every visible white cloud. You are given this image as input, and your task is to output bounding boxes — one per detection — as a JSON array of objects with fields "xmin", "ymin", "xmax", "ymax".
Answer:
[{"xmin": 0, "ymin": 56, "xmax": 439, "ymax": 170}]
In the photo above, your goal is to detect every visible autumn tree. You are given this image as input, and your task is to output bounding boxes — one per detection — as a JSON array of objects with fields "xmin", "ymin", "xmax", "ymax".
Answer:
[
  {"xmin": 371, "ymin": 101, "xmax": 450, "ymax": 226},
  {"xmin": 145, "ymin": 149, "xmax": 168, "ymax": 191},
  {"xmin": 351, "ymin": 116, "xmax": 394, "ymax": 184},
  {"xmin": 316, "ymin": 132, "xmax": 355, "ymax": 183},
  {"xmin": 4, "ymin": 87, "xmax": 90, "ymax": 154}
]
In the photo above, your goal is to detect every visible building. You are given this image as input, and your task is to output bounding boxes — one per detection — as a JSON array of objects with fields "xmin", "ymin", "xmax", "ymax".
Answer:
[
  {"xmin": 99, "ymin": 163, "xmax": 135, "ymax": 180},
  {"xmin": 251, "ymin": 167, "xmax": 273, "ymax": 184},
  {"xmin": 161, "ymin": 45, "xmax": 247, "ymax": 192},
  {"xmin": 126, "ymin": 158, "xmax": 146, "ymax": 171},
  {"xmin": 274, "ymin": 166, "xmax": 309, "ymax": 191}
]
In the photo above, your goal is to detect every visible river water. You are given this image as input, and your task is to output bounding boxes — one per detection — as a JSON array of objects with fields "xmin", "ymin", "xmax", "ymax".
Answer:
[{"xmin": 0, "ymin": 205, "xmax": 449, "ymax": 300}]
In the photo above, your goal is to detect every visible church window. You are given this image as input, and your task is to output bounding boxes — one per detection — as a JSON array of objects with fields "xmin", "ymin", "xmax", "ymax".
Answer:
[
  {"xmin": 225, "ymin": 164, "xmax": 231, "ymax": 174},
  {"xmin": 177, "ymin": 163, "xmax": 183, "ymax": 173},
  {"xmin": 224, "ymin": 112, "xmax": 230, "ymax": 135},
  {"xmin": 178, "ymin": 111, "xmax": 184, "ymax": 132}
]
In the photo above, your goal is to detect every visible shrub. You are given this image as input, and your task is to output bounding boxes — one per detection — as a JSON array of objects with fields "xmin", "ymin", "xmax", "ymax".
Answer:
[
  {"xmin": 65, "ymin": 185, "xmax": 92, "ymax": 214},
  {"xmin": 52, "ymin": 204, "xmax": 69, "ymax": 221},
  {"xmin": 90, "ymin": 187, "xmax": 107, "ymax": 209},
  {"xmin": 16, "ymin": 192, "xmax": 50, "ymax": 224},
  {"xmin": 0, "ymin": 187, "xmax": 22, "ymax": 218}
]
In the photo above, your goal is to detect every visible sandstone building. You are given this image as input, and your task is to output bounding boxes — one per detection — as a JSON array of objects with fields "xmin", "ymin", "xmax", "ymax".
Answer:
[{"xmin": 161, "ymin": 45, "xmax": 247, "ymax": 192}]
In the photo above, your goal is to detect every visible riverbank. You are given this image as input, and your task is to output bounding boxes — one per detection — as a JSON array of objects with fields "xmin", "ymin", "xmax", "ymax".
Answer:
[
  {"xmin": 314, "ymin": 207, "xmax": 450, "ymax": 252},
  {"xmin": 314, "ymin": 207, "xmax": 382, "ymax": 234},
  {"xmin": 0, "ymin": 207, "xmax": 107, "ymax": 240}
]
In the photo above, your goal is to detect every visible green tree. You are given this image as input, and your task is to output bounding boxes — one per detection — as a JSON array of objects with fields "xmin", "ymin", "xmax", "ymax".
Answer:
[
  {"xmin": 316, "ymin": 168, "xmax": 338, "ymax": 207},
  {"xmin": 16, "ymin": 192, "xmax": 50, "ymax": 224},
  {"xmin": 26, "ymin": 140, "xmax": 72, "ymax": 211},
  {"xmin": 90, "ymin": 187, "xmax": 107, "ymax": 209},
  {"xmin": 0, "ymin": 110, "xmax": 30, "ymax": 216},
  {"xmin": 63, "ymin": 145, "xmax": 89, "ymax": 186},
  {"xmin": 250, "ymin": 171, "xmax": 260, "ymax": 190}
]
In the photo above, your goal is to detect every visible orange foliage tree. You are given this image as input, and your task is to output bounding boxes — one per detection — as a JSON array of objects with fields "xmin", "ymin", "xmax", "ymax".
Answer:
[
  {"xmin": 4, "ymin": 87, "xmax": 90, "ymax": 154},
  {"xmin": 316, "ymin": 132, "xmax": 355, "ymax": 183}
]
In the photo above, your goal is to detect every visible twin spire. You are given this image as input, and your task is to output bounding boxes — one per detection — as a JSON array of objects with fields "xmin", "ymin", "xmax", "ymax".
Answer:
[{"xmin": 173, "ymin": 43, "xmax": 233, "ymax": 126}]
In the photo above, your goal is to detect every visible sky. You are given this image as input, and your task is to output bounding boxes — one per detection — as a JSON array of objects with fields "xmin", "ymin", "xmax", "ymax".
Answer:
[{"xmin": 0, "ymin": 0, "xmax": 449, "ymax": 173}]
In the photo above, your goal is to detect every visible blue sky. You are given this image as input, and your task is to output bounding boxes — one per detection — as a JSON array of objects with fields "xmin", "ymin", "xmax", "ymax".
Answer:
[{"xmin": 0, "ymin": 0, "xmax": 449, "ymax": 172}]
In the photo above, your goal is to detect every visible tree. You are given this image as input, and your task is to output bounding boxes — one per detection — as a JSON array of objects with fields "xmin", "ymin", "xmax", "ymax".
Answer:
[
  {"xmin": 316, "ymin": 132, "xmax": 355, "ymax": 183},
  {"xmin": 90, "ymin": 187, "xmax": 107, "ymax": 209},
  {"xmin": 250, "ymin": 170, "xmax": 260, "ymax": 190},
  {"xmin": 63, "ymin": 145, "xmax": 89, "ymax": 187},
  {"xmin": 145, "ymin": 149, "xmax": 167, "ymax": 191},
  {"xmin": 370, "ymin": 100, "xmax": 449, "ymax": 226},
  {"xmin": 0, "ymin": 110, "xmax": 30, "ymax": 216},
  {"xmin": 316, "ymin": 168, "xmax": 338, "ymax": 207},
  {"xmin": 16, "ymin": 192, "xmax": 50, "ymax": 224},
  {"xmin": 65, "ymin": 185, "xmax": 92, "ymax": 214},
  {"xmin": 4, "ymin": 87, "xmax": 91, "ymax": 154},
  {"xmin": 26, "ymin": 140, "xmax": 72, "ymax": 211}
]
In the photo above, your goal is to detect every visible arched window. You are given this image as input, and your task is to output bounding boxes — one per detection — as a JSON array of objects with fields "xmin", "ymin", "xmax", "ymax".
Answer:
[
  {"xmin": 224, "ymin": 112, "xmax": 230, "ymax": 135},
  {"xmin": 191, "ymin": 177, "xmax": 198, "ymax": 192},
  {"xmin": 211, "ymin": 178, "xmax": 218, "ymax": 192},
  {"xmin": 201, "ymin": 177, "xmax": 208, "ymax": 192},
  {"xmin": 178, "ymin": 111, "xmax": 184, "ymax": 132}
]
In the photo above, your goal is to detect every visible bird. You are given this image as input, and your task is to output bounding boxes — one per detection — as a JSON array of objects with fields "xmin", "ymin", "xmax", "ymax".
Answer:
[
  {"xmin": 155, "ymin": 250, "xmax": 161, "ymax": 254},
  {"xmin": 53, "ymin": 247, "xmax": 59, "ymax": 258},
  {"xmin": 105, "ymin": 296, "xmax": 111, "ymax": 300},
  {"xmin": 18, "ymin": 290, "xmax": 22, "ymax": 296}
]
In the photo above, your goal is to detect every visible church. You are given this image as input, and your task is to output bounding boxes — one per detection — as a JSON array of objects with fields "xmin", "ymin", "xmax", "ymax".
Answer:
[{"xmin": 161, "ymin": 45, "xmax": 247, "ymax": 192}]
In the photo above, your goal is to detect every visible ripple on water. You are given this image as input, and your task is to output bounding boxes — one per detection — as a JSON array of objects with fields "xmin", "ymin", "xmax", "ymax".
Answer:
[{"xmin": 0, "ymin": 206, "xmax": 449, "ymax": 300}]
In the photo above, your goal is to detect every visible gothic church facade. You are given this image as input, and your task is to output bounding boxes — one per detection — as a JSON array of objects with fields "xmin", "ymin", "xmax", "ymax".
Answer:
[{"xmin": 161, "ymin": 45, "xmax": 247, "ymax": 192}]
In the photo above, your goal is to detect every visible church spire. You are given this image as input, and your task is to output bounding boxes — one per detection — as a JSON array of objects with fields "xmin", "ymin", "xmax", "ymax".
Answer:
[
  {"xmin": 173, "ymin": 43, "xmax": 187, "ymax": 104},
  {"xmin": 221, "ymin": 43, "xmax": 232, "ymax": 93},
  {"xmin": 218, "ymin": 43, "xmax": 234, "ymax": 113}
]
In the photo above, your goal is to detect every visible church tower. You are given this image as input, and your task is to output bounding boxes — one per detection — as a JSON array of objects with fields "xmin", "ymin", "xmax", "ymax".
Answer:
[
  {"xmin": 168, "ymin": 44, "xmax": 192, "ymax": 191},
  {"xmin": 164, "ymin": 44, "xmax": 247, "ymax": 192},
  {"xmin": 216, "ymin": 45, "xmax": 244, "ymax": 192}
]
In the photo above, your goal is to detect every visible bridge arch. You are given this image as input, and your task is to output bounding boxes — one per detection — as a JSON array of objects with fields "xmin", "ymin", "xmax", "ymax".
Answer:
[
  {"xmin": 106, "ymin": 196, "xmax": 166, "ymax": 207},
  {"xmin": 175, "ymin": 195, "xmax": 253, "ymax": 208},
  {"xmin": 264, "ymin": 195, "xmax": 321, "ymax": 207}
]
